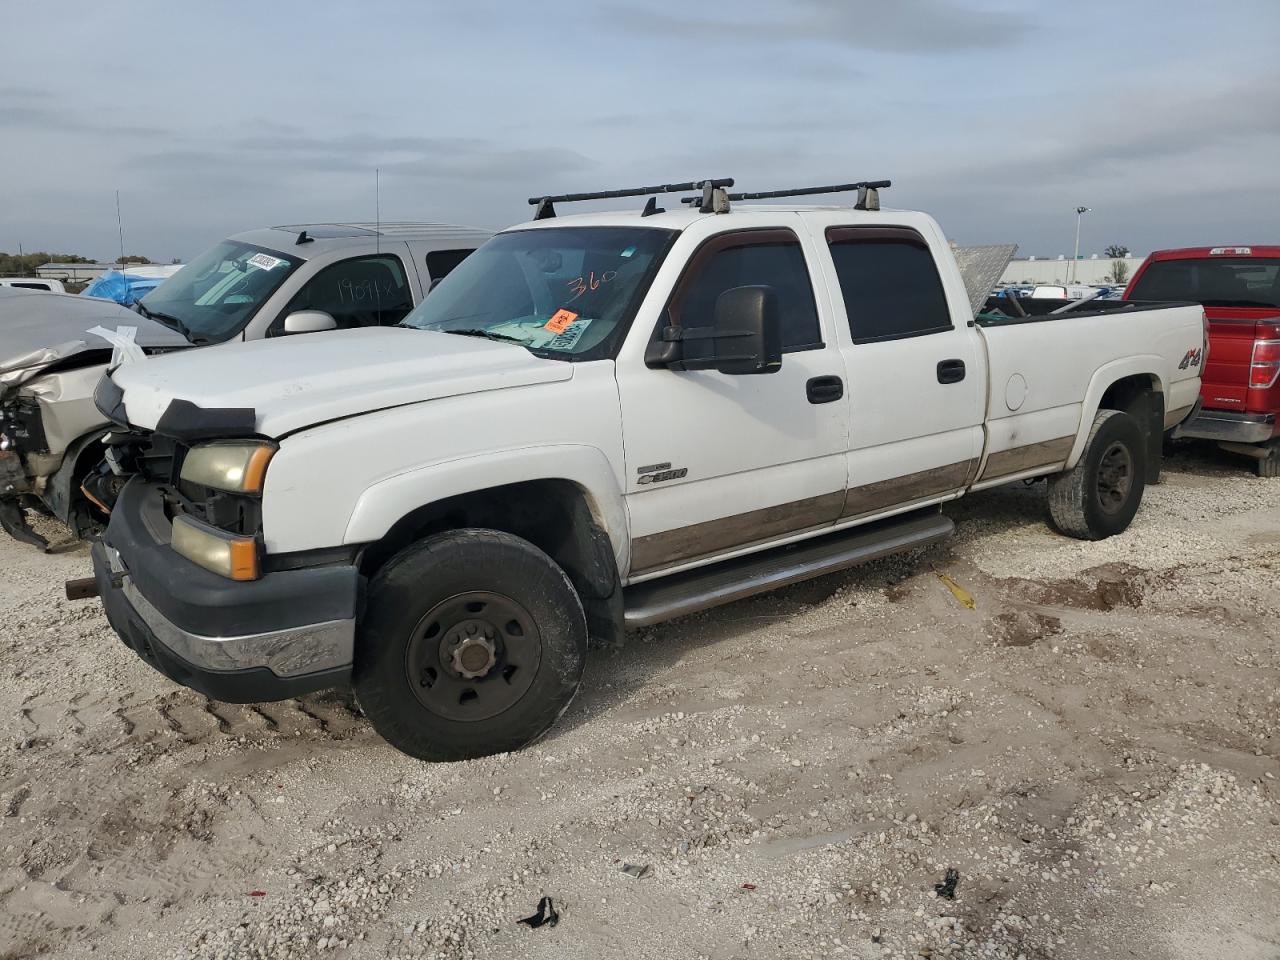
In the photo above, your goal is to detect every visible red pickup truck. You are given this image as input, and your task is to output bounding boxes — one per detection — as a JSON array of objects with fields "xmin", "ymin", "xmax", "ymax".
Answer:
[{"xmin": 1125, "ymin": 246, "xmax": 1280, "ymax": 476}]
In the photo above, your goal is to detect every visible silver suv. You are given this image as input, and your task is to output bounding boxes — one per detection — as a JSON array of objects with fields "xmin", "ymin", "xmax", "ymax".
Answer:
[{"xmin": 0, "ymin": 221, "xmax": 490, "ymax": 548}]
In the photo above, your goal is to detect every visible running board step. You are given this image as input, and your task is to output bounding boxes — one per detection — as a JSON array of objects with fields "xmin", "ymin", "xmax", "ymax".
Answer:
[{"xmin": 623, "ymin": 509, "xmax": 954, "ymax": 628}]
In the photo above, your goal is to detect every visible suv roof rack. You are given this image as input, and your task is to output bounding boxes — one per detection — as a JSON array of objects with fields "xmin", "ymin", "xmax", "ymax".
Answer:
[
  {"xmin": 680, "ymin": 179, "xmax": 891, "ymax": 211},
  {"xmin": 529, "ymin": 178, "xmax": 734, "ymax": 220}
]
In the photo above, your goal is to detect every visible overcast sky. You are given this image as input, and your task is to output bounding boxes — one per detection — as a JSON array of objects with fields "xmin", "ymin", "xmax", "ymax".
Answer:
[{"xmin": 2, "ymin": 0, "xmax": 1277, "ymax": 262}]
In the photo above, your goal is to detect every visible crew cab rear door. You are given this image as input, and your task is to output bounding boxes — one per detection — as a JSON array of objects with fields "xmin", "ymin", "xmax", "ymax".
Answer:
[
  {"xmin": 803, "ymin": 213, "xmax": 985, "ymax": 517},
  {"xmin": 615, "ymin": 215, "xmax": 851, "ymax": 579}
]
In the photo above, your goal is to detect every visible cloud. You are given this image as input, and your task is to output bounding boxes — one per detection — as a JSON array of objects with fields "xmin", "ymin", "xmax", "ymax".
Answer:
[
  {"xmin": 606, "ymin": 0, "xmax": 1034, "ymax": 53},
  {"xmin": 0, "ymin": 103, "xmax": 165, "ymax": 138},
  {"xmin": 131, "ymin": 131, "xmax": 597, "ymax": 184}
]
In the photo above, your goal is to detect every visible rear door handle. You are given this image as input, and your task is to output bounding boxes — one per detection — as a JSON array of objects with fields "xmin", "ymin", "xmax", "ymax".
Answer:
[
  {"xmin": 806, "ymin": 375, "xmax": 844, "ymax": 404},
  {"xmin": 937, "ymin": 359, "xmax": 966, "ymax": 384}
]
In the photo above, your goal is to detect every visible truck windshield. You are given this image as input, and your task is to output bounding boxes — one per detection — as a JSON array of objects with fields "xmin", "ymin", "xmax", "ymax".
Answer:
[
  {"xmin": 137, "ymin": 240, "xmax": 303, "ymax": 344},
  {"xmin": 401, "ymin": 226, "xmax": 676, "ymax": 360},
  {"xmin": 1130, "ymin": 257, "xmax": 1280, "ymax": 309}
]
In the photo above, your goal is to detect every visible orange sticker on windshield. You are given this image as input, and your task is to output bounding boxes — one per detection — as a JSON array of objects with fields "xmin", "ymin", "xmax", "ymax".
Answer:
[{"xmin": 545, "ymin": 308, "xmax": 578, "ymax": 334}]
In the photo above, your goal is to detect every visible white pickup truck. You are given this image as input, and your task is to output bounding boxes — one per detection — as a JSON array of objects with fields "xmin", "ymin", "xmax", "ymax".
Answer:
[{"xmin": 76, "ymin": 179, "xmax": 1206, "ymax": 762}]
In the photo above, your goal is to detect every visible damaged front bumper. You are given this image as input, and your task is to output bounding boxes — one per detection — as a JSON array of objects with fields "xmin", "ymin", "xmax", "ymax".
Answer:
[{"xmin": 91, "ymin": 480, "xmax": 359, "ymax": 702}]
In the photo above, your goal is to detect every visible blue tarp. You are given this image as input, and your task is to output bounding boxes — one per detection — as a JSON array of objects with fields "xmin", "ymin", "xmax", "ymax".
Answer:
[{"xmin": 82, "ymin": 270, "xmax": 166, "ymax": 305}]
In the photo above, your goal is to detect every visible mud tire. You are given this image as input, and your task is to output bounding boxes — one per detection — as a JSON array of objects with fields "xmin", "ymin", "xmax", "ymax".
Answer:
[{"xmin": 1047, "ymin": 409, "xmax": 1146, "ymax": 540}]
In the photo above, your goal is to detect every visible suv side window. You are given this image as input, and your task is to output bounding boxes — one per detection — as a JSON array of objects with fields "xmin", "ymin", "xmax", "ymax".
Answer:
[
  {"xmin": 425, "ymin": 248, "xmax": 474, "ymax": 284},
  {"xmin": 276, "ymin": 254, "xmax": 413, "ymax": 331},
  {"xmin": 667, "ymin": 230, "xmax": 822, "ymax": 358},
  {"xmin": 827, "ymin": 227, "xmax": 952, "ymax": 343}
]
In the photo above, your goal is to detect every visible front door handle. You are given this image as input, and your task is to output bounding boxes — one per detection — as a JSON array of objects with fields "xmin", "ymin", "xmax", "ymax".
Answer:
[
  {"xmin": 937, "ymin": 359, "xmax": 966, "ymax": 384},
  {"xmin": 806, "ymin": 375, "xmax": 844, "ymax": 404}
]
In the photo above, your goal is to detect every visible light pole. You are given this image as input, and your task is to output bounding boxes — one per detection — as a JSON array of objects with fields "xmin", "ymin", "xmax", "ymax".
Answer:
[{"xmin": 1071, "ymin": 206, "xmax": 1090, "ymax": 283}]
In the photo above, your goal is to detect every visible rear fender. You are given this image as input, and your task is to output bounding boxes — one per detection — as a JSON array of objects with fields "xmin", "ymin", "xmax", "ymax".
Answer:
[{"xmin": 1069, "ymin": 358, "xmax": 1165, "ymax": 468}]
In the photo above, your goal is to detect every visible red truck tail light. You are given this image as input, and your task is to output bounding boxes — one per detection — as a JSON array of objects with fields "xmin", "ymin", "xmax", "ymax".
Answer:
[{"xmin": 1251, "ymin": 336, "xmax": 1280, "ymax": 389}]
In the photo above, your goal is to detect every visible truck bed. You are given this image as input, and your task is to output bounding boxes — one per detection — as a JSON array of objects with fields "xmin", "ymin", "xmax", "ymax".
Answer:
[{"xmin": 970, "ymin": 300, "xmax": 1206, "ymax": 488}]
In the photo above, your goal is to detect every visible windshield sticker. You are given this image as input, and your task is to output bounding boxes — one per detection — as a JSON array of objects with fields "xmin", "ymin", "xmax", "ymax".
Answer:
[
  {"xmin": 544, "ymin": 308, "xmax": 578, "ymax": 334},
  {"xmin": 246, "ymin": 252, "xmax": 288, "ymax": 272},
  {"xmin": 544, "ymin": 317, "xmax": 591, "ymax": 351},
  {"xmin": 620, "ymin": 245, "xmax": 636, "ymax": 258}
]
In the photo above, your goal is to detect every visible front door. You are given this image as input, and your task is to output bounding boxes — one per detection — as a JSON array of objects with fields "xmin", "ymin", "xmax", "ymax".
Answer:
[{"xmin": 615, "ymin": 224, "xmax": 851, "ymax": 579}]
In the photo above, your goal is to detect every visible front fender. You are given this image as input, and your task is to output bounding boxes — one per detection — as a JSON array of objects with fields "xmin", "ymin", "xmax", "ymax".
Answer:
[{"xmin": 341, "ymin": 443, "xmax": 630, "ymax": 572}]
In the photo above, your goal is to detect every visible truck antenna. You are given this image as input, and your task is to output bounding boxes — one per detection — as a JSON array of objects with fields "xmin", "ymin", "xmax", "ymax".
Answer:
[{"xmin": 115, "ymin": 190, "xmax": 126, "ymax": 267}]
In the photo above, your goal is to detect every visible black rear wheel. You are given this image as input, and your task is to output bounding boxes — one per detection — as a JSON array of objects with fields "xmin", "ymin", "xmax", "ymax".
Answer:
[
  {"xmin": 354, "ymin": 529, "xmax": 587, "ymax": 761},
  {"xmin": 1256, "ymin": 441, "xmax": 1280, "ymax": 478},
  {"xmin": 1047, "ymin": 409, "xmax": 1147, "ymax": 540}
]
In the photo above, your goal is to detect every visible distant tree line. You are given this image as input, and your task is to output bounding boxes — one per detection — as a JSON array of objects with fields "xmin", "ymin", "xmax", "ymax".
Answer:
[{"xmin": 0, "ymin": 252, "xmax": 152, "ymax": 275}]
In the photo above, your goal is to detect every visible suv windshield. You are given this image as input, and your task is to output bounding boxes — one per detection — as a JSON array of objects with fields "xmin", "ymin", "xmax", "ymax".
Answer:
[
  {"xmin": 401, "ymin": 226, "xmax": 676, "ymax": 360},
  {"xmin": 1130, "ymin": 257, "xmax": 1280, "ymax": 309},
  {"xmin": 137, "ymin": 240, "xmax": 303, "ymax": 343}
]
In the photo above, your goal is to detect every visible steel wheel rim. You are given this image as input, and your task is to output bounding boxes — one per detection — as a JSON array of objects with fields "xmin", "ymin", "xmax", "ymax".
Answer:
[
  {"xmin": 404, "ymin": 591, "xmax": 542, "ymax": 722},
  {"xmin": 1095, "ymin": 441, "xmax": 1133, "ymax": 515}
]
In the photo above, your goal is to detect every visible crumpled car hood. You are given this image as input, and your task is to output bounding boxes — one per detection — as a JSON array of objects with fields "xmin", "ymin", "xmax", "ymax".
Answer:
[
  {"xmin": 0, "ymin": 287, "xmax": 189, "ymax": 394},
  {"xmin": 109, "ymin": 326, "xmax": 576, "ymax": 438}
]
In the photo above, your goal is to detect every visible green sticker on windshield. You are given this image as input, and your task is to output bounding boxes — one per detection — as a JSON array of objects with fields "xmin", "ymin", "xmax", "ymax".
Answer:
[{"xmin": 620, "ymin": 246, "xmax": 636, "ymax": 258}]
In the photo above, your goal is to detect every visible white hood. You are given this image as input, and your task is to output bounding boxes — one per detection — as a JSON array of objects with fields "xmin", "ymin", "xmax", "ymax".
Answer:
[{"xmin": 109, "ymin": 327, "xmax": 575, "ymax": 437}]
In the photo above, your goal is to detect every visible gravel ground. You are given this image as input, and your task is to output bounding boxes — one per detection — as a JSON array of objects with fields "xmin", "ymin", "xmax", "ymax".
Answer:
[{"xmin": 2, "ymin": 441, "xmax": 1279, "ymax": 960}]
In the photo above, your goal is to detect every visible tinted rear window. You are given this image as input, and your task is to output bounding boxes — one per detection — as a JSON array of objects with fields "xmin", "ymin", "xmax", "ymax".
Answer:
[{"xmin": 1130, "ymin": 257, "xmax": 1280, "ymax": 309}]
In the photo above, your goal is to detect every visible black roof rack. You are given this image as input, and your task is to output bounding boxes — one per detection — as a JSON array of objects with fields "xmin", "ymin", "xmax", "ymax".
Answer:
[
  {"xmin": 529, "ymin": 178, "xmax": 734, "ymax": 220},
  {"xmin": 680, "ymin": 179, "xmax": 891, "ymax": 211}
]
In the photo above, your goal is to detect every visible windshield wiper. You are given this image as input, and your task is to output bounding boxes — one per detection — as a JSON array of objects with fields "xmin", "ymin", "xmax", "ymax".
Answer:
[
  {"xmin": 438, "ymin": 328, "xmax": 528, "ymax": 345},
  {"xmin": 132, "ymin": 302, "xmax": 206, "ymax": 344}
]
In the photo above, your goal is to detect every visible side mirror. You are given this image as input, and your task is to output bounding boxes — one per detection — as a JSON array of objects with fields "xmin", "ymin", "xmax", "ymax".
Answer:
[
  {"xmin": 711, "ymin": 285, "xmax": 782, "ymax": 375},
  {"xmin": 282, "ymin": 310, "xmax": 337, "ymax": 334},
  {"xmin": 644, "ymin": 285, "xmax": 783, "ymax": 374},
  {"xmin": 428, "ymin": 277, "xmax": 444, "ymax": 292}
]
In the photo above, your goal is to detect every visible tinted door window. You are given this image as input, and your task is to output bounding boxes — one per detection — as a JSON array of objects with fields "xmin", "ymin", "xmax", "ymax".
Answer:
[
  {"xmin": 670, "ymin": 234, "xmax": 821, "ymax": 358},
  {"xmin": 425, "ymin": 248, "xmax": 474, "ymax": 283},
  {"xmin": 278, "ymin": 255, "xmax": 413, "ymax": 330},
  {"xmin": 827, "ymin": 228, "xmax": 952, "ymax": 343}
]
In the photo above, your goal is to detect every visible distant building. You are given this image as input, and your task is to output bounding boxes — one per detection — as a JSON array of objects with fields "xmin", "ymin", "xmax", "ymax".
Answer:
[
  {"xmin": 36, "ymin": 262, "xmax": 119, "ymax": 282},
  {"xmin": 999, "ymin": 255, "xmax": 1147, "ymax": 286},
  {"xmin": 35, "ymin": 262, "xmax": 182, "ymax": 283}
]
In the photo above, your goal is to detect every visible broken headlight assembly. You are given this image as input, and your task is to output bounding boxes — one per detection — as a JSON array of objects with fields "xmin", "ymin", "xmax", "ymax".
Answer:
[
  {"xmin": 179, "ymin": 441, "xmax": 276, "ymax": 495},
  {"xmin": 171, "ymin": 441, "xmax": 275, "ymax": 578}
]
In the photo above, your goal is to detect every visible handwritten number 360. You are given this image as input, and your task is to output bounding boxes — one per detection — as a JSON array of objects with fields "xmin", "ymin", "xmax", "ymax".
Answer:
[{"xmin": 566, "ymin": 270, "xmax": 617, "ymax": 302}]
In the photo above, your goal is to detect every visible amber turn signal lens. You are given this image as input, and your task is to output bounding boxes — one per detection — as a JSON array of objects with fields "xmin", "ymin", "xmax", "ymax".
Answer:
[{"xmin": 171, "ymin": 515, "xmax": 260, "ymax": 581}]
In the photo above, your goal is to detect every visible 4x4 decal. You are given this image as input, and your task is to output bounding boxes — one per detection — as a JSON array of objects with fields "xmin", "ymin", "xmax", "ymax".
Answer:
[{"xmin": 1178, "ymin": 348, "xmax": 1203, "ymax": 370}]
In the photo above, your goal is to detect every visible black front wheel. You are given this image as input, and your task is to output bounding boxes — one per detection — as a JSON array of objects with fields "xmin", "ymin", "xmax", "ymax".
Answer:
[{"xmin": 354, "ymin": 529, "xmax": 587, "ymax": 761}]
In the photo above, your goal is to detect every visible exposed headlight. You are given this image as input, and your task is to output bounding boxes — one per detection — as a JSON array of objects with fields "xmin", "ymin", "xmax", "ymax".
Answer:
[
  {"xmin": 180, "ymin": 442, "xmax": 276, "ymax": 494},
  {"xmin": 171, "ymin": 514, "xmax": 260, "ymax": 581}
]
